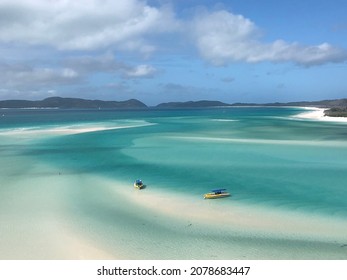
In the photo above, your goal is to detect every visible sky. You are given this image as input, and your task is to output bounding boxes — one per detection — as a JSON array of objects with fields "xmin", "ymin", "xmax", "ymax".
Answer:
[{"xmin": 1, "ymin": 0, "xmax": 347, "ymax": 106}]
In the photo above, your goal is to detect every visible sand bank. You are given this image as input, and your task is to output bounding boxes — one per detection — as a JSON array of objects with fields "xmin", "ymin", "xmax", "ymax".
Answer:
[
  {"xmin": 1, "ymin": 159, "xmax": 347, "ymax": 259},
  {"xmin": 0, "ymin": 120, "xmax": 154, "ymax": 138},
  {"xmin": 112, "ymin": 180, "xmax": 347, "ymax": 243},
  {"xmin": 104, "ymin": 179, "xmax": 347, "ymax": 259}
]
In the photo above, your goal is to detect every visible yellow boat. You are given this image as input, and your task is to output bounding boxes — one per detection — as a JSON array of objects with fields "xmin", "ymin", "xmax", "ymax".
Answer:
[
  {"xmin": 204, "ymin": 188, "xmax": 230, "ymax": 199},
  {"xmin": 134, "ymin": 179, "xmax": 144, "ymax": 189}
]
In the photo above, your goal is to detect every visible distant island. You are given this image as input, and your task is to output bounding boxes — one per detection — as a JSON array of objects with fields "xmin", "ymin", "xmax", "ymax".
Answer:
[
  {"xmin": 0, "ymin": 97, "xmax": 147, "ymax": 109},
  {"xmin": 156, "ymin": 99, "xmax": 347, "ymax": 117},
  {"xmin": 155, "ymin": 100, "xmax": 230, "ymax": 108},
  {"xmin": 1, "ymin": 96, "xmax": 347, "ymax": 117}
]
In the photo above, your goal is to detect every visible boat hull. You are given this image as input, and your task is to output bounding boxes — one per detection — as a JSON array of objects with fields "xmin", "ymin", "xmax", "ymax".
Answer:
[
  {"xmin": 134, "ymin": 183, "xmax": 143, "ymax": 189},
  {"xmin": 204, "ymin": 192, "xmax": 230, "ymax": 199}
]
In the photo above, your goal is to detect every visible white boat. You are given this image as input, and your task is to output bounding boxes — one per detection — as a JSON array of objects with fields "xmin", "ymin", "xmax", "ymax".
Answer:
[{"xmin": 204, "ymin": 188, "xmax": 230, "ymax": 199}]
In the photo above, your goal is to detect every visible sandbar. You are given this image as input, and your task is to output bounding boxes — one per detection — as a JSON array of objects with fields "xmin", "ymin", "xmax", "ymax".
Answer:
[{"xmin": 2, "ymin": 163, "xmax": 347, "ymax": 259}]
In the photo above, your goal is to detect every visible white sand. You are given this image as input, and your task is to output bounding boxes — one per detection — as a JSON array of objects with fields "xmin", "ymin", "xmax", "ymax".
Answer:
[
  {"xmin": 295, "ymin": 107, "xmax": 347, "ymax": 123},
  {"xmin": 0, "ymin": 157, "xmax": 116, "ymax": 260},
  {"xmin": 0, "ymin": 121, "xmax": 154, "ymax": 137},
  {"xmin": 97, "ymin": 178, "xmax": 347, "ymax": 259},
  {"xmin": 111, "ymin": 179, "xmax": 347, "ymax": 243}
]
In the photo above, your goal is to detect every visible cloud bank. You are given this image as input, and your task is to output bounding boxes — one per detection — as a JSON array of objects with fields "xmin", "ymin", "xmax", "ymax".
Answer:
[
  {"xmin": 191, "ymin": 10, "xmax": 347, "ymax": 66},
  {"xmin": 0, "ymin": 1, "xmax": 345, "ymax": 67},
  {"xmin": 1, "ymin": 0, "xmax": 347, "ymax": 101},
  {"xmin": 0, "ymin": 0, "xmax": 178, "ymax": 54},
  {"xmin": 0, "ymin": 63, "xmax": 79, "ymax": 90},
  {"xmin": 0, "ymin": 52, "xmax": 157, "ymax": 99}
]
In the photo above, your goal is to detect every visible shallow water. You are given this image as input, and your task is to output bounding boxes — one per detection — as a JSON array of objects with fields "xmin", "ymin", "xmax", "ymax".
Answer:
[
  {"xmin": 1, "ymin": 107, "xmax": 347, "ymax": 259},
  {"xmin": 7, "ymin": 107, "xmax": 344, "ymax": 216}
]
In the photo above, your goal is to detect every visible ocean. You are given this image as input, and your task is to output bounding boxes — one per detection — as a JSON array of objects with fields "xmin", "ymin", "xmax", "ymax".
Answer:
[{"xmin": 1, "ymin": 106, "xmax": 347, "ymax": 259}]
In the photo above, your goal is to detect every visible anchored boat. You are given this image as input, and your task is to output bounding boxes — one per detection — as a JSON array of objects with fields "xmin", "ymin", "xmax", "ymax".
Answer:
[
  {"xmin": 134, "ymin": 179, "xmax": 144, "ymax": 189},
  {"xmin": 204, "ymin": 188, "xmax": 230, "ymax": 199}
]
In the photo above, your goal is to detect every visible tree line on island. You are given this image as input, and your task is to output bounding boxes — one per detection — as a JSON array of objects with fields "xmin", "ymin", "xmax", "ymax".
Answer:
[{"xmin": 0, "ymin": 96, "xmax": 347, "ymax": 117}]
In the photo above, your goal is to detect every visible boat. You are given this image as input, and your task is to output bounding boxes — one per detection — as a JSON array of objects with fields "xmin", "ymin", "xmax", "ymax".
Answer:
[
  {"xmin": 204, "ymin": 188, "xmax": 230, "ymax": 199},
  {"xmin": 134, "ymin": 179, "xmax": 144, "ymax": 189}
]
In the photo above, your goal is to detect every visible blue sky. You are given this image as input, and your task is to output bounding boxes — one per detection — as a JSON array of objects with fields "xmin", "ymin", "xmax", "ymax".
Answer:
[{"xmin": 1, "ymin": 0, "xmax": 347, "ymax": 105}]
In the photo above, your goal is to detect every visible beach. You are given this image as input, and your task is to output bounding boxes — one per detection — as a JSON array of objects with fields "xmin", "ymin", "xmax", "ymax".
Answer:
[
  {"xmin": 295, "ymin": 107, "xmax": 347, "ymax": 123},
  {"xmin": 1, "ymin": 107, "xmax": 347, "ymax": 260}
]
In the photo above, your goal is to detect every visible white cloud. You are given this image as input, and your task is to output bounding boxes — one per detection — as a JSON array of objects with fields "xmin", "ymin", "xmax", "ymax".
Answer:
[
  {"xmin": 191, "ymin": 10, "xmax": 347, "ymax": 66},
  {"xmin": 0, "ymin": 63, "xmax": 79, "ymax": 90},
  {"xmin": 0, "ymin": 52, "xmax": 158, "ymax": 96},
  {"xmin": 123, "ymin": 64, "xmax": 157, "ymax": 78},
  {"xmin": 1, "ymin": 1, "xmax": 345, "ymax": 67},
  {"xmin": 64, "ymin": 53, "xmax": 158, "ymax": 78},
  {"xmin": 1, "ymin": 1, "xmax": 347, "ymax": 102},
  {"xmin": 62, "ymin": 68, "xmax": 78, "ymax": 78},
  {"xmin": 0, "ymin": 0, "xmax": 178, "ymax": 53}
]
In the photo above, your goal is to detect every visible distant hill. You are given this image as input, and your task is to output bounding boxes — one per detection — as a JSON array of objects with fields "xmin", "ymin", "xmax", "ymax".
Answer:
[
  {"xmin": 0, "ymin": 97, "xmax": 147, "ymax": 109},
  {"xmin": 229, "ymin": 98, "xmax": 347, "ymax": 108},
  {"xmin": 260, "ymin": 99, "xmax": 347, "ymax": 108},
  {"xmin": 234, "ymin": 99, "xmax": 347, "ymax": 117},
  {"xmin": 156, "ymin": 100, "xmax": 231, "ymax": 108},
  {"xmin": 323, "ymin": 107, "xmax": 347, "ymax": 117},
  {"xmin": 1, "ymin": 97, "xmax": 347, "ymax": 116},
  {"xmin": 155, "ymin": 98, "xmax": 347, "ymax": 109},
  {"xmin": 154, "ymin": 98, "xmax": 347, "ymax": 117}
]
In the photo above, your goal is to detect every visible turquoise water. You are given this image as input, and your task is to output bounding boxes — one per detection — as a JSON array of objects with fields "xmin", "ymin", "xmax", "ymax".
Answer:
[
  {"xmin": 1, "ymin": 107, "xmax": 347, "ymax": 217},
  {"xmin": 1, "ymin": 107, "xmax": 347, "ymax": 259}
]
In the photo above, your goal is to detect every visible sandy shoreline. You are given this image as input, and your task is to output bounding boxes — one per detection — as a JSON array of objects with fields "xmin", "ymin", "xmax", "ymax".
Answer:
[{"xmin": 295, "ymin": 107, "xmax": 347, "ymax": 123}]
